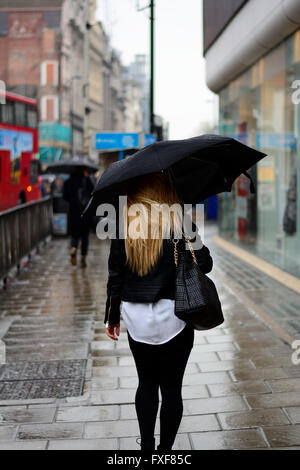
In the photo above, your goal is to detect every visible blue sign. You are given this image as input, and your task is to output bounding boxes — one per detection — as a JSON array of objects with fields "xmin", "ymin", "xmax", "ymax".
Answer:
[
  {"xmin": 256, "ymin": 133, "xmax": 297, "ymax": 150},
  {"xmin": 144, "ymin": 134, "xmax": 157, "ymax": 146},
  {"xmin": 52, "ymin": 214, "xmax": 68, "ymax": 235},
  {"xmin": 95, "ymin": 132, "xmax": 157, "ymax": 150},
  {"xmin": 95, "ymin": 132, "xmax": 139, "ymax": 150},
  {"xmin": 39, "ymin": 123, "xmax": 71, "ymax": 143}
]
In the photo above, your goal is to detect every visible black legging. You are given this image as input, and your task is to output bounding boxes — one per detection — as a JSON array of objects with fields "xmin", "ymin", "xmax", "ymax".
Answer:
[
  {"xmin": 127, "ymin": 324, "xmax": 194, "ymax": 450},
  {"xmin": 71, "ymin": 228, "xmax": 90, "ymax": 256}
]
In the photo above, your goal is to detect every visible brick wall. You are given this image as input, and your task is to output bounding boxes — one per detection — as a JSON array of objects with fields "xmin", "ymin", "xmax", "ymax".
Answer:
[{"xmin": 0, "ymin": 10, "xmax": 61, "ymax": 97}]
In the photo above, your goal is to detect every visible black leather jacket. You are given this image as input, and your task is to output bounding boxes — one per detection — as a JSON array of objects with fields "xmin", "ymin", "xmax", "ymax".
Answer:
[{"xmin": 104, "ymin": 222, "xmax": 213, "ymax": 325}]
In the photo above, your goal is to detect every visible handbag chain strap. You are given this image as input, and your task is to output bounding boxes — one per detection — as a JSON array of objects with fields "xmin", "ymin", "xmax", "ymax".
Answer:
[{"xmin": 173, "ymin": 234, "xmax": 198, "ymax": 267}]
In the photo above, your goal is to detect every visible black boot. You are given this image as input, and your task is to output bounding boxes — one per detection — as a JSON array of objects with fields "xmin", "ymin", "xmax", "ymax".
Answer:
[
  {"xmin": 136, "ymin": 437, "xmax": 156, "ymax": 451},
  {"xmin": 157, "ymin": 444, "xmax": 172, "ymax": 452}
]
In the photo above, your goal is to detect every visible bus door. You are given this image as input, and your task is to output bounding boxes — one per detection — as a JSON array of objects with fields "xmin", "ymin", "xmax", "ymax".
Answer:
[
  {"xmin": 19, "ymin": 152, "xmax": 40, "ymax": 203},
  {"xmin": 0, "ymin": 150, "xmax": 14, "ymax": 211}
]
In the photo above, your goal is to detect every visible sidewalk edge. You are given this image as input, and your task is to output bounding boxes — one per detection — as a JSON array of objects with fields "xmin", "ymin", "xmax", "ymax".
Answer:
[
  {"xmin": 216, "ymin": 273, "xmax": 294, "ymax": 345},
  {"xmin": 213, "ymin": 235, "xmax": 300, "ymax": 295}
]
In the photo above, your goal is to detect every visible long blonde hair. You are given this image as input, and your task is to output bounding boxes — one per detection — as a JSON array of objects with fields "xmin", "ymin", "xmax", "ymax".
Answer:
[{"xmin": 122, "ymin": 171, "xmax": 183, "ymax": 276}]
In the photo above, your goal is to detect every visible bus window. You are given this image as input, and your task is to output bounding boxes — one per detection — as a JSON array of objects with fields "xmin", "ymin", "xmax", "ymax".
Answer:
[
  {"xmin": 15, "ymin": 101, "xmax": 27, "ymax": 127},
  {"xmin": 1, "ymin": 100, "xmax": 14, "ymax": 124},
  {"xmin": 30, "ymin": 160, "xmax": 39, "ymax": 184},
  {"xmin": 27, "ymin": 106, "xmax": 37, "ymax": 128}
]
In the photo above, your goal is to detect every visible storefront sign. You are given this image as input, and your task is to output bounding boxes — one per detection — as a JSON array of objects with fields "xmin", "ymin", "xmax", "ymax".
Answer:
[
  {"xmin": 256, "ymin": 133, "xmax": 297, "ymax": 150},
  {"xmin": 95, "ymin": 132, "xmax": 157, "ymax": 150},
  {"xmin": 258, "ymin": 166, "xmax": 275, "ymax": 182}
]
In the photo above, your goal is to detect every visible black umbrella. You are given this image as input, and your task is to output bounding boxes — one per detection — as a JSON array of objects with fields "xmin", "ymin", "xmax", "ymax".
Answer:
[
  {"xmin": 46, "ymin": 158, "xmax": 99, "ymax": 175},
  {"xmin": 83, "ymin": 134, "xmax": 267, "ymax": 216}
]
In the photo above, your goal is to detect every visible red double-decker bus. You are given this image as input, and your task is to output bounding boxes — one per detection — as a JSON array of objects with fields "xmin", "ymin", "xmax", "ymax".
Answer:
[{"xmin": 0, "ymin": 91, "xmax": 41, "ymax": 212}]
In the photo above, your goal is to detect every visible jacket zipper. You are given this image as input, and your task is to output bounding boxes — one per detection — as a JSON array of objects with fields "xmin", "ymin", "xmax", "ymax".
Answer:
[{"xmin": 107, "ymin": 295, "xmax": 112, "ymax": 324}]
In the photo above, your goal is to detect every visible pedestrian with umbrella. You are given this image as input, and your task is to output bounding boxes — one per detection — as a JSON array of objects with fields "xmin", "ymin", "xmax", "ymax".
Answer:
[
  {"xmin": 84, "ymin": 135, "xmax": 267, "ymax": 451},
  {"xmin": 47, "ymin": 159, "xmax": 98, "ymax": 267}
]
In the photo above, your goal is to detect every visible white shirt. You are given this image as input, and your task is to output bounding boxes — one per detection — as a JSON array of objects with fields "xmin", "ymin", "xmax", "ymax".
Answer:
[{"xmin": 121, "ymin": 298, "xmax": 186, "ymax": 345}]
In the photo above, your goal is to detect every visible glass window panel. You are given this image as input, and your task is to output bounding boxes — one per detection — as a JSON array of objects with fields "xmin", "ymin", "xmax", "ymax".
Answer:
[
  {"xmin": 30, "ymin": 160, "xmax": 39, "ymax": 184},
  {"xmin": 27, "ymin": 106, "xmax": 37, "ymax": 128},
  {"xmin": 1, "ymin": 100, "xmax": 14, "ymax": 124},
  {"xmin": 15, "ymin": 101, "xmax": 27, "ymax": 127},
  {"xmin": 218, "ymin": 31, "xmax": 300, "ymax": 277}
]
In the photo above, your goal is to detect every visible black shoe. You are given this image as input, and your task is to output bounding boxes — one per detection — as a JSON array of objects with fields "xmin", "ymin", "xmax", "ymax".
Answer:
[
  {"xmin": 70, "ymin": 247, "xmax": 77, "ymax": 266},
  {"xmin": 136, "ymin": 437, "xmax": 155, "ymax": 451},
  {"xmin": 157, "ymin": 444, "xmax": 172, "ymax": 452}
]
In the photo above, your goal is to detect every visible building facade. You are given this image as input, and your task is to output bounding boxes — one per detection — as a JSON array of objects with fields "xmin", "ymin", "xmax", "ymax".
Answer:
[
  {"xmin": 0, "ymin": 0, "xmax": 110, "ymax": 163},
  {"xmin": 203, "ymin": 0, "xmax": 300, "ymax": 277},
  {"xmin": 60, "ymin": 0, "xmax": 87, "ymax": 160},
  {"xmin": 0, "ymin": 1, "xmax": 149, "ymax": 166},
  {"xmin": 84, "ymin": 0, "xmax": 105, "ymax": 162},
  {"xmin": 110, "ymin": 50, "xmax": 125, "ymax": 131},
  {"xmin": 0, "ymin": 0, "xmax": 89, "ymax": 162},
  {"xmin": 122, "ymin": 65, "xmax": 143, "ymax": 133},
  {"xmin": 126, "ymin": 54, "xmax": 150, "ymax": 134}
]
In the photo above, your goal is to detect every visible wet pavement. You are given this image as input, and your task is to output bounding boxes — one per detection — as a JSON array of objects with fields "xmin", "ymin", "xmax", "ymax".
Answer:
[{"xmin": 0, "ymin": 224, "xmax": 300, "ymax": 449}]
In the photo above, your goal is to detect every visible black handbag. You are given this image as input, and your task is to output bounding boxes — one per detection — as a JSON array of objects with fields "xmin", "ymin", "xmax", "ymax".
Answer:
[{"xmin": 173, "ymin": 235, "xmax": 224, "ymax": 331}]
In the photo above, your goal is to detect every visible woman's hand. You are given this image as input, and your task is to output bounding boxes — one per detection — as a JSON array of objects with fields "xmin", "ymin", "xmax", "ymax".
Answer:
[{"xmin": 106, "ymin": 324, "xmax": 120, "ymax": 341}]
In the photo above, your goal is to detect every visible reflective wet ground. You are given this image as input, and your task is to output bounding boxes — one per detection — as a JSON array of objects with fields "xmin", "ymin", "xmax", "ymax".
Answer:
[{"xmin": 0, "ymin": 224, "xmax": 300, "ymax": 449}]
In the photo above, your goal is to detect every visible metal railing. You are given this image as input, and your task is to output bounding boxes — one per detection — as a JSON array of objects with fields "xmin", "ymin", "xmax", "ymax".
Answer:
[{"xmin": 0, "ymin": 197, "xmax": 52, "ymax": 284}]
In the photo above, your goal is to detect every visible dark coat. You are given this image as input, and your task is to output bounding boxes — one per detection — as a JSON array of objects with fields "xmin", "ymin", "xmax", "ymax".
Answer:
[
  {"xmin": 63, "ymin": 174, "xmax": 94, "ymax": 234},
  {"xmin": 104, "ymin": 221, "xmax": 213, "ymax": 325}
]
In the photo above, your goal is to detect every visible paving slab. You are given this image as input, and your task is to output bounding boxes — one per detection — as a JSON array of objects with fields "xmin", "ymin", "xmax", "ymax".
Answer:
[
  {"xmin": 230, "ymin": 367, "xmax": 288, "ymax": 382},
  {"xmin": 217, "ymin": 408, "xmax": 290, "ymax": 429},
  {"xmin": 183, "ymin": 396, "xmax": 248, "ymax": 415},
  {"xmin": 246, "ymin": 391, "xmax": 300, "ymax": 409},
  {"xmin": 266, "ymin": 378, "xmax": 300, "ymax": 393},
  {"xmin": 262, "ymin": 425, "xmax": 300, "ymax": 447},
  {"xmin": 56, "ymin": 405, "xmax": 119, "ymax": 422},
  {"xmin": 207, "ymin": 380, "xmax": 271, "ymax": 397},
  {"xmin": 198, "ymin": 359, "xmax": 255, "ymax": 372},
  {"xmin": 0, "ymin": 226, "xmax": 300, "ymax": 449},
  {"xmin": 85, "ymin": 419, "xmax": 140, "ymax": 439},
  {"xmin": 91, "ymin": 389, "xmax": 136, "ymax": 405},
  {"xmin": 190, "ymin": 429, "xmax": 268, "ymax": 449},
  {"xmin": 17, "ymin": 423, "xmax": 84, "ymax": 440},
  {"xmin": 178, "ymin": 414, "xmax": 220, "ymax": 433},
  {"xmin": 0, "ymin": 426, "xmax": 18, "ymax": 440},
  {"xmin": 0, "ymin": 408, "xmax": 55, "ymax": 425},
  {"xmin": 91, "ymin": 377, "xmax": 119, "ymax": 390},
  {"xmin": 0, "ymin": 441, "xmax": 48, "ymax": 450},
  {"xmin": 48, "ymin": 438, "xmax": 118, "ymax": 450},
  {"xmin": 285, "ymin": 407, "xmax": 300, "ymax": 424}
]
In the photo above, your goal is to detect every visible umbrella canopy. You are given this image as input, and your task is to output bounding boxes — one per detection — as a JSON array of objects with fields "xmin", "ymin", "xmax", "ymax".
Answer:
[
  {"xmin": 83, "ymin": 134, "xmax": 267, "ymax": 216},
  {"xmin": 46, "ymin": 158, "xmax": 99, "ymax": 175}
]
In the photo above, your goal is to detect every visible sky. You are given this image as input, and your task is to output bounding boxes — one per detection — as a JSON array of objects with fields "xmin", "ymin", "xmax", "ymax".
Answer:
[{"xmin": 96, "ymin": 0, "xmax": 218, "ymax": 140}]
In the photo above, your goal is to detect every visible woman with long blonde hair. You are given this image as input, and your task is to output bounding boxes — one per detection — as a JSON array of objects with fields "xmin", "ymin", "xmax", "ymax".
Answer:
[{"xmin": 104, "ymin": 171, "xmax": 213, "ymax": 451}]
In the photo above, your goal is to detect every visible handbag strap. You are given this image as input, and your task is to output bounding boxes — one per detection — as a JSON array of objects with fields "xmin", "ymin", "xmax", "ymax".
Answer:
[{"xmin": 173, "ymin": 234, "xmax": 198, "ymax": 267}]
